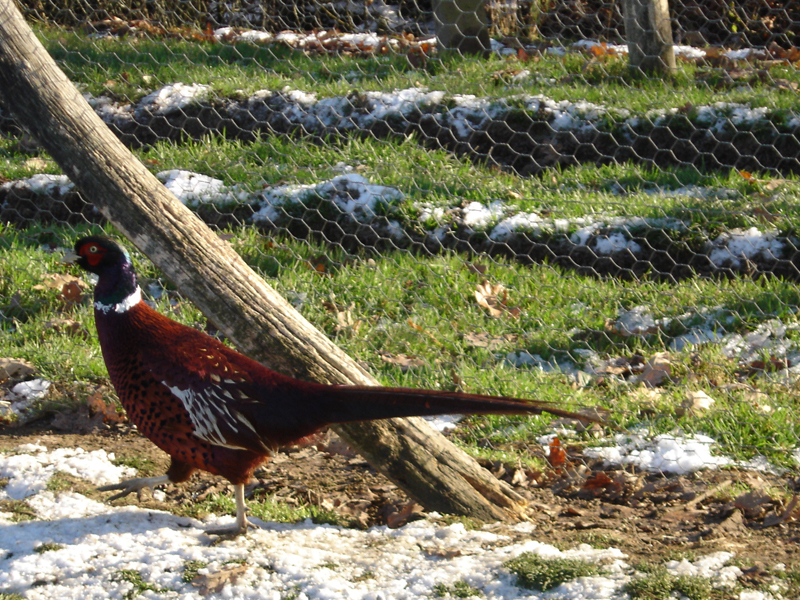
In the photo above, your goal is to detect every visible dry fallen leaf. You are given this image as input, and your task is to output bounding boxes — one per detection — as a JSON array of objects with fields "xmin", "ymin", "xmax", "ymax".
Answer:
[
  {"xmin": 323, "ymin": 300, "xmax": 362, "ymax": 334},
  {"xmin": 547, "ymin": 437, "xmax": 567, "ymax": 469},
  {"xmin": 0, "ymin": 358, "xmax": 35, "ymax": 380},
  {"xmin": 86, "ymin": 390, "xmax": 124, "ymax": 424},
  {"xmin": 35, "ymin": 273, "xmax": 90, "ymax": 309},
  {"xmin": 680, "ymin": 390, "xmax": 715, "ymax": 415},
  {"xmin": 386, "ymin": 501, "xmax": 425, "ymax": 528},
  {"xmin": 192, "ymin": 564, "xmax": 250, "ymax": 596},
  {"xmin": 462, "ymin": 331, "xmax": 519, "ymax": 350},
  {"xmin": 639, "ymin": 352, "xmax": 672, "ymax": 388},
  {"xmin": 378, "ymin": 352, "xmax": 426, "ymax": 371},
  {"xmin": 734, "ymin": 490, "xmax": 773, "ymax": 518},
  {"xmin": 763, "ymin": 495, "xmax": 798, "ymax": 527},
  {"xmin": 474, "ymin": 280, "xmax": 521, "ymax": 318},
  {"xmin": 43, "ymin": 318, "xmax": 88, "ymax": 337}
]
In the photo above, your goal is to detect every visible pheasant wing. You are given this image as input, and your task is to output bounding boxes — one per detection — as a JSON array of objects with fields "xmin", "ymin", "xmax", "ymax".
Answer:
[{"xmin": 137, "ymin": 338, "xmax": 274, "ymax": 453}]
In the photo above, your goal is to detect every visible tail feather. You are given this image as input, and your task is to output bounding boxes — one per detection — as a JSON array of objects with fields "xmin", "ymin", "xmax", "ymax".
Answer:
[{"xmin": 321, "ymin": 385, "xmax": 601, "ymax": 425}]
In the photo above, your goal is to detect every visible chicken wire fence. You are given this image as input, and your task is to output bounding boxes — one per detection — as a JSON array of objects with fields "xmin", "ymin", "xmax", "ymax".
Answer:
[{"xmin": 3, "ymin": 0, "xmax": 800, "ymax": 484}]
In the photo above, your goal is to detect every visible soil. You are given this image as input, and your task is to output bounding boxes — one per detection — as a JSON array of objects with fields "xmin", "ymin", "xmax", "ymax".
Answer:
[{"xmin": 2, "ymin": 416, "xmax": 799, "ymax": 572}]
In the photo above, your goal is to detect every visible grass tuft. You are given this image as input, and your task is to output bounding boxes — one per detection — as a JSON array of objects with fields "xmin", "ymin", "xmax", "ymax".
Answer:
[{"xmin": 504, "ymin": 553, "xmax": 600, "ymax": 591}]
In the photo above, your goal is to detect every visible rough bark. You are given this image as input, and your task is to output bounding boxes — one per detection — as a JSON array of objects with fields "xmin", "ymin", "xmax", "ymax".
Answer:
[
  {"xmin": 623, "ymin": 0, "xmax": 675, "ymax": 75},
  {"xmin": 0, "ymin": 0, "xmax": 527, "ymax": 522}
]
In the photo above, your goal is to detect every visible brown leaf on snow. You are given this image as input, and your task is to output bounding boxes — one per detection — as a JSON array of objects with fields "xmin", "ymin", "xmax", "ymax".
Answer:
[
  {"xmin": 474, "ymin": 280, "xmax": 521, "ymax": 318},
  {"xmin": 192, "ymin": 563, "xmax": 250, "ymax": 596},
  {"xmin": 385, "ymin": 501, "xmax": 425, "ymax": 528},
  {"xmin": 0, "ymin": 358, "xmax": 35, "ymax": 380}
]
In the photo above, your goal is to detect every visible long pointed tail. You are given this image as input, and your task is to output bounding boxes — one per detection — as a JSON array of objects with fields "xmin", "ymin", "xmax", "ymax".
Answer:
[{"xmin": 320, "ymin": 385, "xmax": 601, "ymax": 425}]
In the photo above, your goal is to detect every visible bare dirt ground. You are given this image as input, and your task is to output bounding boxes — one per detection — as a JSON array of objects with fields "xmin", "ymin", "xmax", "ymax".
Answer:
[{"xmin": 2, "ymin": 414, "xmax": 799, "ymax": 573}]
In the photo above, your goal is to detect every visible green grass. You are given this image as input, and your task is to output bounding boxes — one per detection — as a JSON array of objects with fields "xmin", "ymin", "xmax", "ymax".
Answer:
[
  {"xmin": 34, "ymin": 543, "xmax": 65, "ymax": 553},
  {"xmin": 33, "ymin": 24, "xmax": 800, "ymax": 113},
  {"xmin": 4, "ymin": 220, "xmax": 800, "ymax": 468},
  {"xmin": 181, "ymin": 560, "xmax": 208, "ymax": 583},
  {"xmin": 0, "ymin": 500, "xmax": 37, "ymax": 523},
  {"xmin": 433, "ymin": 579, "xmax": 483, "ymax": 597},
  {"xmin": 503, "ymin": 553, "xmax": 600, "ymax": 591},
  {"xmin": 113, "ymin": 569, "xmax": 170, "ymax": 599},
  {"xmin": 174, "ymin": 490, "xmax": 341, "ymax": 526},
  {"xmin": 112, "ymin": 455, "xmax": 158, "ymax": 477},
  {"xmin": 4, "ymin": 26, "xmax": 800, "ymax": 476},
  {"xmin": 624, "ymin": 566, "xmax": 731, "ymax": 600}
]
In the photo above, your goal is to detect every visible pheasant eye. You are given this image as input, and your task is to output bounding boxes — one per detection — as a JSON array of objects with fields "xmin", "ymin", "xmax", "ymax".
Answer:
[{"xmin": 89, "ymin": 245, "xmax": 98, "ymax": 253}]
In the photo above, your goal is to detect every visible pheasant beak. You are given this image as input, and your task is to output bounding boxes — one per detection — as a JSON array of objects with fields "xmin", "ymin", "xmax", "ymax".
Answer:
[{"xmin": 61, "ymin": 248, "xmax": 80, "ymax": 264}]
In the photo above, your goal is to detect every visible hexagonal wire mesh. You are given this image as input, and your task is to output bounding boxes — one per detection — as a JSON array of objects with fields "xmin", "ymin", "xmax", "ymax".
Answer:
[{"xmin": 2, "ymin": 0, "xmax": 800, "ymax": 521}]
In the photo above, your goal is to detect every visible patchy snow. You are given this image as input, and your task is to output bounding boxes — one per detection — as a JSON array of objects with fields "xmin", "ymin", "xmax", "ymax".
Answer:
[
  {"xmin": 707, "ymin": 227, "xmax": 784, "ymax": 268},
  {"xmin": 670, "ymin": 327, "xmax": 725, "ymax": 351},
  {"xmin": 8, "ymin": 379, "xmax": 51, "ymax": 402},
  {"xmin": 0, "ymin": 443, "xmax": 761, "ymax": 598},
  {"xmin": 666, "ymin": 551, "xmax": 740, "ymax": 584},
  {"xmin": 137, "ymin": 83, "xmax": 212, "ymax": 115},
  {"xmin": 613, "ymin": 306, "xmax": 658, "ymax": 336},
  {"xmin": 490, "ymin": 212, "xmax": 545, "ymax": 241},
  {"xmin": 696, "ymin": 103, "xmax": 772, "ymax": 134},
  {"xmin": 525, "ymin": 95, "xmax": 629, "ymax": 132},
  {"xmin": 1, "ymin": 174, "xmax": 74, "ymax": 197},
  {"xmin": 592, "ymin": 232, "xmax": 641, "ymax": 255},
  {"xmin": 585, "ymin": 432, "xmax": 733, "ymax": 474},
  {"xmin": 252, "ymin": 173, "xmax": 404, "ymax": 226},
  {"xmin": 157, "ymin": 170, "xmax": 251, "ymax": 206},
  {"xmin": 320, "ymin": 173, "xmax": 404, "ymax": 219},
  {"xmin": 0, "ymin": 380, "xmax": 53, "ymax": 424},
  {"xmin": 0, "ymin": 444, "xmax": 646, "ymax": 600},
  {"xmin": 461, "ymin": 201, "xmax": 506, "ymax": 230},
  {"xmin": 571, "ymin": 39, "xmax": 629, "ymax": 55},
  {"xmin": 720, "ymin": 319, "xmax": 799, "ymax": 364},
  {"xmin": 0, "ymin": 445, "xmax": 134, "ymax": 501}
]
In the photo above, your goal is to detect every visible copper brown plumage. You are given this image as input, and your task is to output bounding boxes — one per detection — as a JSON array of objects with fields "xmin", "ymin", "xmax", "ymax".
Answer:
[{"xmin": 71, "ymin": 235, "xmax": 599, "ymax": 535}]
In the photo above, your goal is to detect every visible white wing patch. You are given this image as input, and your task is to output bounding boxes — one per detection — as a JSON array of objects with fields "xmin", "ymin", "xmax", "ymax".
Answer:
[{"xmin": 164, "ymin": 383, "xmax": 250, "ymax": 450}]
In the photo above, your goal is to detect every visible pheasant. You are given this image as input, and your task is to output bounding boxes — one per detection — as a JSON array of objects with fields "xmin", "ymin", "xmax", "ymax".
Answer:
[{"xmin": 70, "ymin": 235, "xmax": 599, "ymax": 535}]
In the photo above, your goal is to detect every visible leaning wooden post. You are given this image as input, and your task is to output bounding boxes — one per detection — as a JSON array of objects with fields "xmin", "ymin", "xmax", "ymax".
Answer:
[{"xmin": 0, "ymin": 0, "xmax": 528, "ymax": 522}]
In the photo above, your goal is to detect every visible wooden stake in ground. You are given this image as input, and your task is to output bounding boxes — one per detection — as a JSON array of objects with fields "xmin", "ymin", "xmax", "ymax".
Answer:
[
  {"xmin": 622, "ymin": 0, "xmax": 675, "ymax": 75},
  {"xmin": 0, "ymin": 0, "xmax": 528, "ymax": 522}
]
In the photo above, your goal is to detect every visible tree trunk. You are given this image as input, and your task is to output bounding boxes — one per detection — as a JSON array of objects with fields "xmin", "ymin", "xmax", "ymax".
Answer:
[
  {"xmin": 433, "ymin": 0, "xmax": 491, "ymax": 57},
  {"xmin": 0, "ymin": 0, "xmax": 527, "ymax": 522},
  {"xmin": 622, "ymin": 0, "xmax": 675, "ymax": 75}
]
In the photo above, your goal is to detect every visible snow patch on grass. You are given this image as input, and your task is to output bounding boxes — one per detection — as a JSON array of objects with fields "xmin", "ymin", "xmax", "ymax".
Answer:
[
  {"xmin": 707, "ymin": 227, "xmax": 784, "ymax": 268},
  {"xmin": 584, "ymin": 433, "xmax": 732, "ymax": 474},
  {"xmin": 137, "ymin": 83, "xmax": 212, "ymax": 115},
  {"xmin": 0, "ymin": 445, "xmax": 134, "ymax": 500}
]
